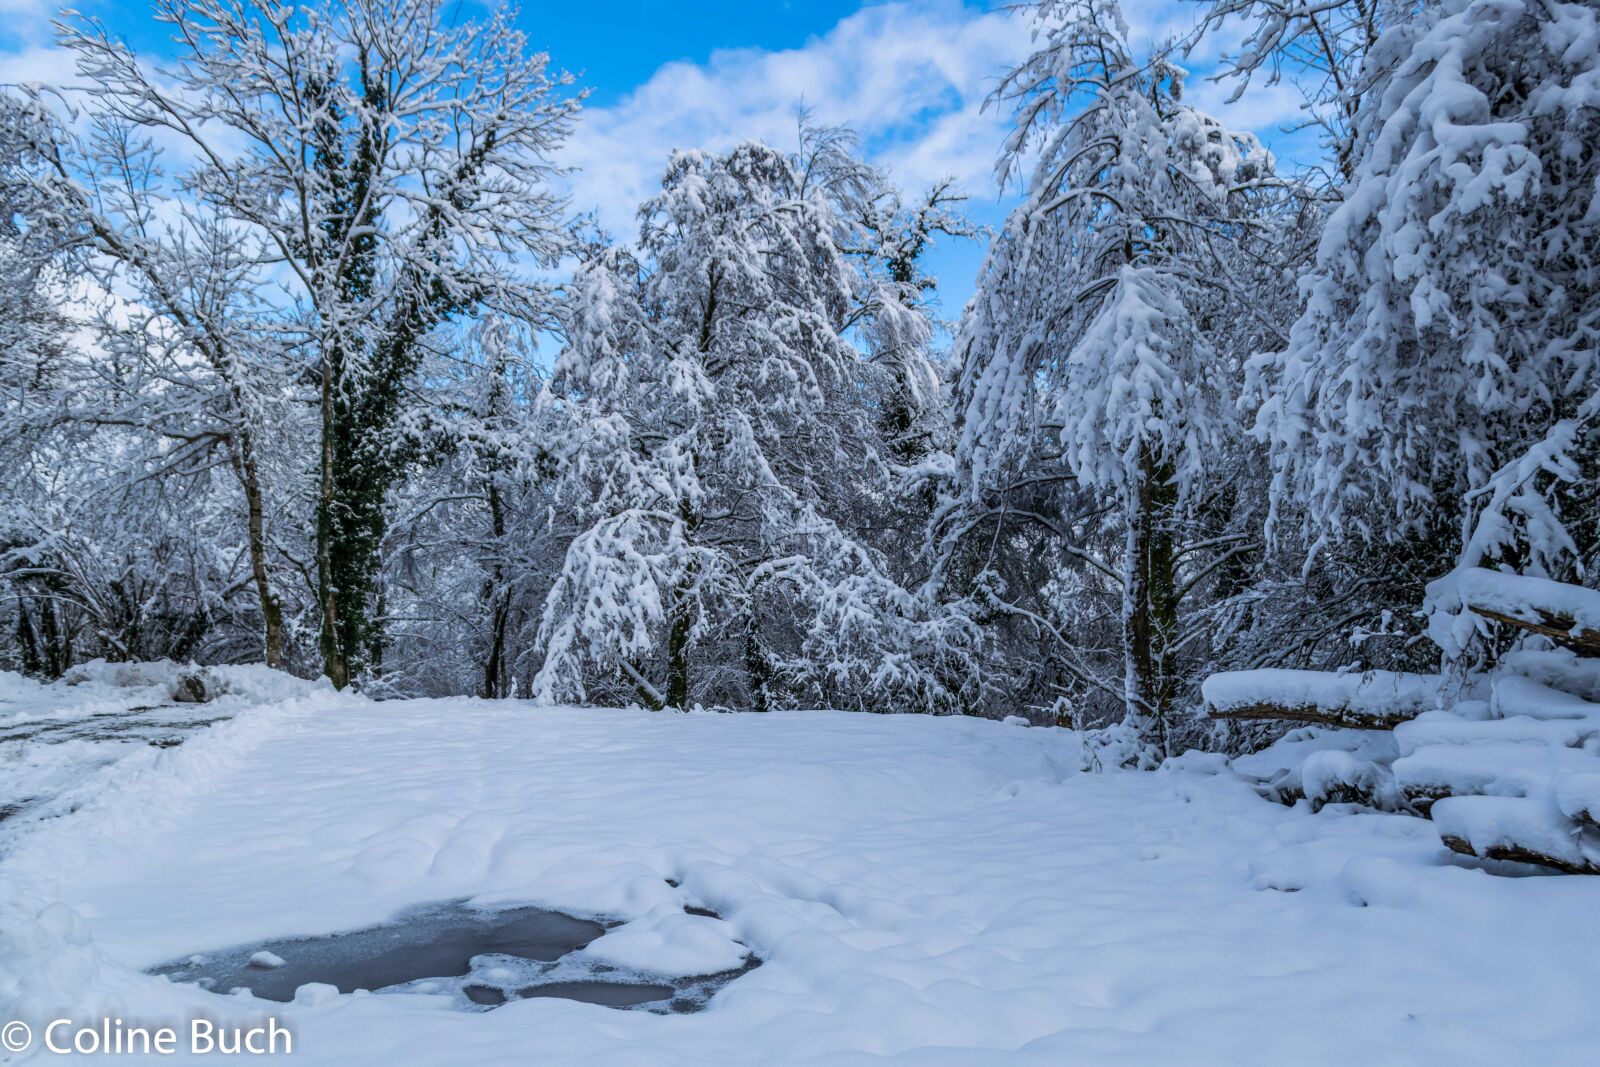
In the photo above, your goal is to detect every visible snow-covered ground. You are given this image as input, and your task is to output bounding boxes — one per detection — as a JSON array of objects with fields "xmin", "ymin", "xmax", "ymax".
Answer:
[
  {"xmin": 0, "ymin": 664, "xmax": 321, "ymax": 855},
  {"xmin": 2, "ymin": 687, "xmax": 1598, "ymax": 1065}
]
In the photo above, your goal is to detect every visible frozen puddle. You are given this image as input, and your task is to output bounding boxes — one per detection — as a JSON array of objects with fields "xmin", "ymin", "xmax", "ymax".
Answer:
[{"xmin": 150, "ymin": 899, "xmax": 757, "ymax": 1014}]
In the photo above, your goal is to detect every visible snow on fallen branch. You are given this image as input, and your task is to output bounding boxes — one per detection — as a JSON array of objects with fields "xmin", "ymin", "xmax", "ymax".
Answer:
[
  {"xmin": 1430, "ymin": 568, "xmax": 1600, "ymax": 658},
  {"xmin": 1434, "ymin": 794, "xmax": 1600, "ymax": 875},
  {"xmin": 1201, "ymin": 669, "xmax": 1448, "ymax": 730}
]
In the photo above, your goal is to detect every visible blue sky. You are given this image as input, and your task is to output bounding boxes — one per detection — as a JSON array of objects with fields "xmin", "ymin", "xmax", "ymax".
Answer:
[{"xmin": 0, "ymin": 0, "xmax": 1318, "ymax": 320}]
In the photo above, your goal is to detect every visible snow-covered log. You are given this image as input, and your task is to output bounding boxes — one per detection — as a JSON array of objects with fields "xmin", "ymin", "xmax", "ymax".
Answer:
[
  {"xmin": 1394, "ymin": 710, "xmax": 1598, "ymax": 755},
  {"xmin": 1437, "ymin": 569, "xmax": 1600, "ymax": 658},
  {"xmin": 1434, "ymin": 795, "xmax": 1600, "ymax": 874},
  {"xmin": 1393, "ymin": 744, "xmax": 1599, "ymax": 816},
  {"xmin": 1201, "ymin": 669, "xmax": 1446, "ymax": 729},
  {"xmin": 1299, "ymin": 750, "xmax": 1401, "ymax": 812},
  {"xmin": 1555, "ymin": 774, "xmax": 1600, "ymax": 832},
  {"xmin": 1490, "ymin": 673, "xmax": 1600, "ymax": 722}
]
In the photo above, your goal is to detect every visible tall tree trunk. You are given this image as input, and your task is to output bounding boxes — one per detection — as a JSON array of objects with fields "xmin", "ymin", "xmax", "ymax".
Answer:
[
  {"xmin": 368, "ymin": 577, "xmax": 386, "ymax": 678},
  {"xmin": 1124, "ymin": 443, "xmax": 1178, "ymax": 754},
  {"xmin": 316, "ymin": 355, "xmax": 348, "ymax": 689},
  {"xmin": 16, "ymin": 598, "xmax": 41, "ymax": 676},
  {"xmin": 667, "ymin": 573, "xmax": 693, "ymax": 710},
  {"xmin": 483, "ymin": 595, "xmax": 509, "ymax": 699},
  {"xmin": 667, "ymin": 599, "xmax": 692, "ymax": 710},
  {"xmin": 666, "ymin": 501, "xmax": 699, "ymax": 711},
  {"xmin": 39, "ymin": 594, "xmax": 69, "ymax": 679},
  {"xmin": 236, "ymin": 428, "xmax": 284, "ymax": 670},
  {"xmin": 662, "ymin": 269, "xmax": 721, "ymax": 711},
  {"xmin": 480, "ymin": 476, "xmax": 510, "ymax": 699},
  {"xmin": 744, "ymin": 616, "xmax": 770, "ymax": 713}
]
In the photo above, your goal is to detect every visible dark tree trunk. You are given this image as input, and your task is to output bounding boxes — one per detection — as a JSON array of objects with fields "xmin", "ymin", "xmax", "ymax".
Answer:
[
  {"xmin": 666, "ymin": 502, "xmax": 699, "ymax": 711},
  {"xmin": 667, "ymin": 602, "xmax": 692, "ymax": 710},
  {"xmin": 745, "ymin": 616, "xmax": 770, "ymax": 713},
  {"xmin": 235, "ymin": 428, "xmax": 285, "ymax": 670},
  {"xmin": 481, "ymin": 476, "xmax": 510, "ymax": 699},
  {"xmin": 16, "ymin": 598, "xmax": 41, "ymax": 676},
  {"xmin": 316, "ymin": 353, "xmax": 348, "ymax": 689},
  {"xmin": 1124, "ymin": 444, "xmax": 1178, "ymax": 753},
  {"xmin": 483, "ymin": 594, "xmax": 510, "ymax": 699},
  {"xmin": 37, "ymin": 594, "xmax": 70, "ymax": 679}
]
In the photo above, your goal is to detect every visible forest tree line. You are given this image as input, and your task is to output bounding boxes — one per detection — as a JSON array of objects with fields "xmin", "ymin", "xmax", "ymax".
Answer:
[{"xmin": 1, "ymin": 0, "xmax": 1596, "ymax": 760}]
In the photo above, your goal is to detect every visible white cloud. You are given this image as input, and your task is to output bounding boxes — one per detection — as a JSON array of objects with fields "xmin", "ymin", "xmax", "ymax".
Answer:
[
  {"xmin": 558, "ymin": 0, "xmax": 1035, "ymax": 242},
  {"xmin": 2, "ymin": 43, "xmax": 74, "ymax": 88},
  {"xmin": 558, "ymin": 0, "xmax": 1316, "ymax": 245},
  {"xmin": 0, "ymin": 2, "xmax": 88, "ymax": 102},
  {"xmin": 0, "ymin": 0, "xmax": 61, "ymax": 56},
  {"xmin": 0, "ymin": 0, "xmax": 55, "ymax": 17}
]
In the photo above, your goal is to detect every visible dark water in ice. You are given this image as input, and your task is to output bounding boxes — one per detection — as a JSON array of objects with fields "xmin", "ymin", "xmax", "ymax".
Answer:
[
  {"xmin": 152, "ymin": 903, "xmax": 604, "ymax": 1002},
  {"xmin": 150, "ymin": 899, "xmax": 757, "ymax": 1014}
]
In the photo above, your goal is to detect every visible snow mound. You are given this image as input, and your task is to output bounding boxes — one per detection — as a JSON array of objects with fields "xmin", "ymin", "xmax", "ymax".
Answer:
[
  {"xmin": 583, "ymin": 904, "xmax": 750, "ymax": 976},
  {"xmin": 61, "ymin": 658, "xmax": 189, "ymax": 692},
  {"xmin": 1229, "ymin": 727, "xmax": 1399, "ymax": 805},
  {"xmin": 0, "ymin": 882, "xmax": 114, "ymax": 1031},
  {"xmin": 55, "ymin": 658, "xmax": 324, "ymax": 706},
  {"xmin": 1300, "ymin": 750, "xmax": 1399, "ymax": 811},
  {"xmin": 0, "ymin": 669, "xmax": 47, "ymax": 703},
  {"xmin": 202, "ymin": 664, "xmax": 329, "ymax": 705}
]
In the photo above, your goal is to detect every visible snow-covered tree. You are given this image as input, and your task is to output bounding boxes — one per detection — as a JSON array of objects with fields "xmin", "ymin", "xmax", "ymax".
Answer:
[
  {"xmin": 0, "ymin": 94, "xmax": 86, "ymax": 675},
  {"xmin": 377, "ymin": 315, "xmax": 566, "ymax": 698},
  {"xmin": 533, "ymin": 142, "xmax": 977, "ymax": 712},
  {"xmin": 1250, "ymin": 0, "xmax": 1600, "ymax": 655},
  {"xmin": 947, "ymin": 0, "xmax": 1282, "ymax": 747},
  {"xmin": 56, "ymin": 0, "xmax": 581, "ymax": 687},
  {"xmin": 12, "ymin": 107, "xmax": 310, "ymax": 670}
]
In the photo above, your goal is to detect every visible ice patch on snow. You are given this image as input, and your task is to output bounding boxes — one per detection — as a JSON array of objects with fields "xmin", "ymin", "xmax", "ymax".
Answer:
[{"xmin": 148, "ymin": 897, "xmax": 758, "ymax": 1016}]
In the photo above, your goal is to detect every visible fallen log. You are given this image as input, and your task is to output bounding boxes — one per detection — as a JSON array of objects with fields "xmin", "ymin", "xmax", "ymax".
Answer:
[
  {"xmin": 1201, "ymin": 669, "xmax": 1445, "ymax": 730},
  {"xmin": 1433, "ymin": 794, "xmax": 1600, "ymax": 875},
  {"xmin": 1439, "ymin": 834, "xmax": 1600, "ymax": 875},
  {"xmin": 1401, "ymin": 787, "xmax": 1449, "ymax": 818},
  {"xmin": 1434, "ymin": 568, "xmax": 1600, "ymax": 657},
  {"xmin": 1467, "ymin": 606, "xmax": 1600, "ymax": 658},
  {"xmin": 1205, "ymin": 701, "xmax": 1417, "ymax": 730}
]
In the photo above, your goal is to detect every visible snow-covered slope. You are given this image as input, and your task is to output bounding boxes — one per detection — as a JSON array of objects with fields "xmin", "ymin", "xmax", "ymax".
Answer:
[
  {"xmin": 0, "ymin": 664, "xmax": 325, "ymax": 855},
  {"xmin": 3, "ymin": 696, "xmax": 1598, "ymax": 1065}
]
